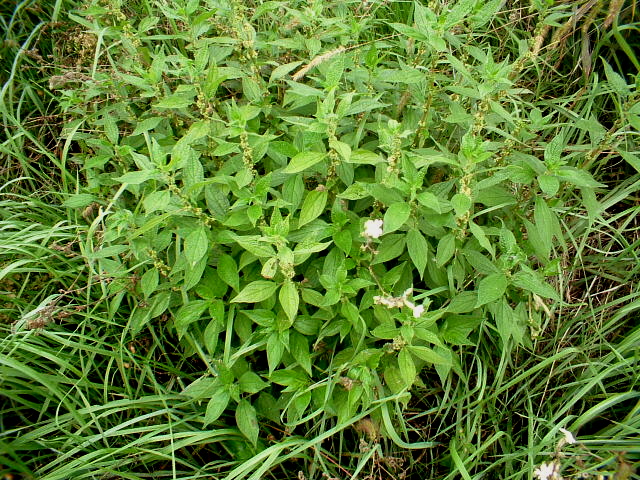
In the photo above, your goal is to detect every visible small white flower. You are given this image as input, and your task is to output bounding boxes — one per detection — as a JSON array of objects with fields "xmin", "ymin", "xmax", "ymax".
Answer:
[
  {"xmin": 373, "ymin": 295, "xmax": 403, "ymax": 308},
  {"xmin": 559, "ymin": 428, "xmax": 576, "ymax": 445},
  {"xmin": 533, "ymin": 461, "xmax": 561, "ymax": 480},
  {"xmin": 411, "ymin": 304, "xmax": 425, "ymax": 318},
  {"xmin": 363, "ymin": 219, "xmax": 384, "ymax": 239}
]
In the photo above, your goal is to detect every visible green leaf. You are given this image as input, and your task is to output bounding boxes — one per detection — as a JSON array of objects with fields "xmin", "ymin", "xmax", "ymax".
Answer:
[
  {"xmin": 447, "ymin": 291, "xmax": 478, "ymax": 313},
  {"xmin": 204, "ymin": 388, "xmax": 230, "ymax": 426},
  {"xmin": 283, "ymin": 152, "xmax": 326, "ymax": 173},
  {"xmin": 238, "ymin": 371, "xmax": 268, "ymax": 394},
  {"xmin": 407, "ymin": 346, "xmax": 451, "ymax": 365},
  {"xmin": 236, "ymin": 399, "xmax": 259, "ymax": 447},
  {"xmin": 86, "ymin": 244, "xmax": 128, "ymax": 260},
  {"xmin": 490, "ymin": 299, "xmax": 526, "ymax": 348},
  {"xmin": 290, "ymin": 332, "xmax": 312, "ymax": 376},
  {"xmin": 451, "ymin": 193, "xmax": 472, "ymax": 217},
  {"xmin": 270, "ymin": 369, "xmax": 309, "ymax": 391},
  {"xmin": 182, "ymin": 377, "xmax": 217, "ymax": 400},
  {"xmin": 538, "ymin": 174, "xmax": 560, "ymax": 196},
  {"xmin": 544, "ymin": 135, "xmax": 564, "ymax": 165},
  {"xmin": 184, "ymin": 226, "xmax": 208, "ymax": 267},
  {"xmin": 131, "ymin": 116, "xmax": 163, "ymax": 136},
  {"xmin": 333, "ymin": 229, "xmax": 352, "ymax": 255},
  {"xmin": 372, "ymin": 324, "xmax": 399, "ymax": 339},
  {"xmin": 298, "ymin": 189, "xmax": 327, "ymax": 227},
  {"xmin": 330, "ymin": 139, "xmax": 351, "ymax": 162},
  {"xmin": 143, "ymin": 190, "xmax": 170, "ymax": 213},
  {"xmin": 140, "ymin": 268, "xmax": 159, "ymax": 298},
  {"xmin": 371, "ymin": 234, "xmax": 406, "ymax": 264},
  {"xmin": 407, "ymin": 230, "xmax": 428, "ymax": 278},
  {"xmin": 344, "ymin": 99, "xmax": 388, "ymax": 116},
  {"xmin": 383, "ymin": 366, "xmax": 406, "ymax": 395},
  {"xmin": 149, "ymin": 291, "xmax": 171, "ymax": 318},
  {"xmin": 183, "ymin": 155, "xmax": 204, "ymax": 198},
  {"xmin": 115, "ymin": 170, "xmax": 159, "ymax": 185},
  {"xmin": 389, "ymin": 23, "xmax": 429, "ymax": 42},
  {"xmin": 416, "ymin": 191, "xmax": 442, "ymax": 213},
  {"xmin": 279, "ymin": 280, "xmax": 299, "ymax": 324},
  {"xmin": 444, "ymin": 0, "xmax": 475, "ymax": 28},
  {"xmin": 413, "ymin": 326, "xmax": 442, "ymax": 345},
  {"xmin": 603, "ymin": 60, "xmax": 630, "ymax": 97},
  {"xmin": 469, "ymin": 221, "xmax": 495, "ymax": 257},
  {"xmin": 534, "ymin": 197, "xmax": 556, "ymax": 259},
  {"xmin": 231, "ymin": 281, "xmax": 278, "ymax": 303},
  {"xmin": 463, "ymin": 248, "xmax": 500, "ymax": 275},
  {"xmin": 620, "ymin": 150, "xmax": 640, "ymax": 174},
  {"xmin": 470, "ymin": 0, "xmax": 504, "ymax": 28},
  {"xmin": 155, "ymin": 86, "xmax": 196, "ymax": 109},
  {"xmin": 228, "ymin": 233, "xmax": 276, "ymax": 258},
  {"xmin": 218, "ymin": 254, "xmax": 240, "ymax": 292},
  {"xmin": 338, "ymin": 182, "xmax": 370, "ymax": 200},
  {"xmin": 266, "ymin": 333, "xmax": 284, "ymax": 373},
  {"xmin": 186, "ymin": 260, "xmax": 209, "ymax": 293},
  {"xmin": 476, "ymin": 273, "xmax": 508, "ymax": 307},
  {"xmin": 269, "ymin": 61, "xmax": 304, "ymax": 83},
  {"xmin": 383, "ymin": 202, "xmax": 411, "ymax": 233},
  {"xmin": 324, "ymin": 55, "xmax": 345, "ymax": 88},
  {"xmin": 398, "ymin": 349, "xmax": 416, "ymax": 386},
  {"xmin": 62, "ymin": 193, "xmax": 98, "ymax": 208},
  {"xmin": 347, "ymin": 149, "xmax": 383, "ymax": 164},
  {"xmin": 436, "ymin": 233, "xmax": 456, "ymax": 267},
  {"xmin": 174, "ymin": 300, "xmax": 209, "ymax": 337},
  {"xmin": 185, "ymin": 257, "xmax": 207, "ymax": 291},
  {"xmin": 511, "ymin": 270, "xmax": 560, "ymax": 301},
  {"xmin": 556, "ymin": 167, "xmax": 606, "ymax": 188},
  {"xmin": 261, "ymin": 257, "xmax": 278, "ymax": 279}
]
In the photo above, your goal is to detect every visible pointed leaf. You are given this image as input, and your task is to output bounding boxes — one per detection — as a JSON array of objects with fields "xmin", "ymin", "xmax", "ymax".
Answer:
[
  {"xmin": 476, "ymin": 273, "xmax": 508, "ymax": 307},
  {"xmin": 436, "ymin": 233, "xmax": 456, "ymax": 267},
  {"xmin": 231, "ymin": 281, "xmax": 278, "ymax": 303},
  {"xmin": 469, "ymin": 221, "xmax": 495, "ymax": 257},
  {"xmin": 238, "ymin": 371, "xmax": 268, "ymax": 394},
  {"xmin": 174, "ymin": 300, "xmax": 209, "ymax": 337},
  {"xmin": 283, "ymin": 152, "xmax": 326, "ymax": 173},
  {"xmin": 236, "ymin": 399, "xmax": 259, "ymax": 446},
  {"xmin": 408, "ymin": 346, "xmax": 451, "ymax": 365},
  {"xmin": 383, "ymin": 202, "xmax": 411, "ymax": 233},
  {"xmin": 407, "ymin": 230, "xmax": 428, "ymax": 278},
  {"xmin": 279, "ymin": 280, "xmax": 299, "ymax": 324},
  {"xmin": 298, "ymin": 189, "xmax": 327, "ymax": 227},
  {"xmin": 512, "ymin": 270, "xmax": 560, "ymax": 301},
  {"xmin": 204, "ymin": 389, "xmax": 230, "ymax": 426},
  {"xmin": 218, "ymin": 254, "xmax": 240, "ymax": 292},
  {"xmin": 184, "ymin": 226, "xmax": 209, "ymax": 266},
  {"xmin": 398, "ymin": 348, "xmax": 416, "ymax": 386}
]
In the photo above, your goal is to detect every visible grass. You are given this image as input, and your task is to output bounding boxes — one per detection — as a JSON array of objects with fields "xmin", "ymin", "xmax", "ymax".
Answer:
[{"xmin": 1, "ymin": 0, "xmax": 640, "ymax": 479}]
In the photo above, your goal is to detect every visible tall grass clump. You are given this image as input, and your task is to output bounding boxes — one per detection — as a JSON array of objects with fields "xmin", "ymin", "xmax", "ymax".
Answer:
[{"xmin": 1, "ymin": 0, "xmax": 639, "ymax": 479}]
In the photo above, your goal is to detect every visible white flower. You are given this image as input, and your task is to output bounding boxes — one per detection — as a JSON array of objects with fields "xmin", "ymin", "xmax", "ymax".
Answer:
[
  {"xmin": 373, "ymin": 295, "xmax": 403, "ymax": 308},
  {"xmin": 411, "ymin": 304, "xmax": 425, "ymax": 318},
  {"xmin": 374, "ymin": 287, "xmax": 425, "ymax": 317},
  {"xmin": 363, "ymin": 219, "xmax": 384, "ymax": 239},
  {"xmin": 533, "ymin": 461, "xmax": 562, "ymax": 480},
  {"xmin": 559, "ymin": 428, "xmax": 576, "ymax": 445}
]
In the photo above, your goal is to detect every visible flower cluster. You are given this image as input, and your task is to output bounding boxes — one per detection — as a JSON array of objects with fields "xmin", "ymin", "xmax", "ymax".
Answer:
[
  {"xmin": 362, "ymin": 219, "xmax": 384, "ymax": 239},
  {"xmin": 374, "ymin": 288, "xmax": 425, "ymax": 318},
  {"xmin": 534, "ymin": 461, "xmax": 562, "ymax": 480},
  {"xmin": 533, "ymin": 428, "xmax": 578, "ymax": 480}
]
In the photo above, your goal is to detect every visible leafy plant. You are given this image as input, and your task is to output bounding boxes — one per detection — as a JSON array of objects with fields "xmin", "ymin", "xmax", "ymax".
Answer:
[{"xmin": 1, "ymin": 0, "xmax": 639, "ymax": 479}]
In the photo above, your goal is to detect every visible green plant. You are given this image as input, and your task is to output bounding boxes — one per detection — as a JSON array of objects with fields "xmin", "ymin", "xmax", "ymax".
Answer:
[{"xmin": 1, "ymin": 0, "xmax": 639, "ymax": 479}]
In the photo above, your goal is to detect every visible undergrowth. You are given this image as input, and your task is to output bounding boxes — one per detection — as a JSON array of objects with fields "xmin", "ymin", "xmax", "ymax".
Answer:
[{"xmin": 1, "ymin": 1, "xmax": 639, "ymax": 479}]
